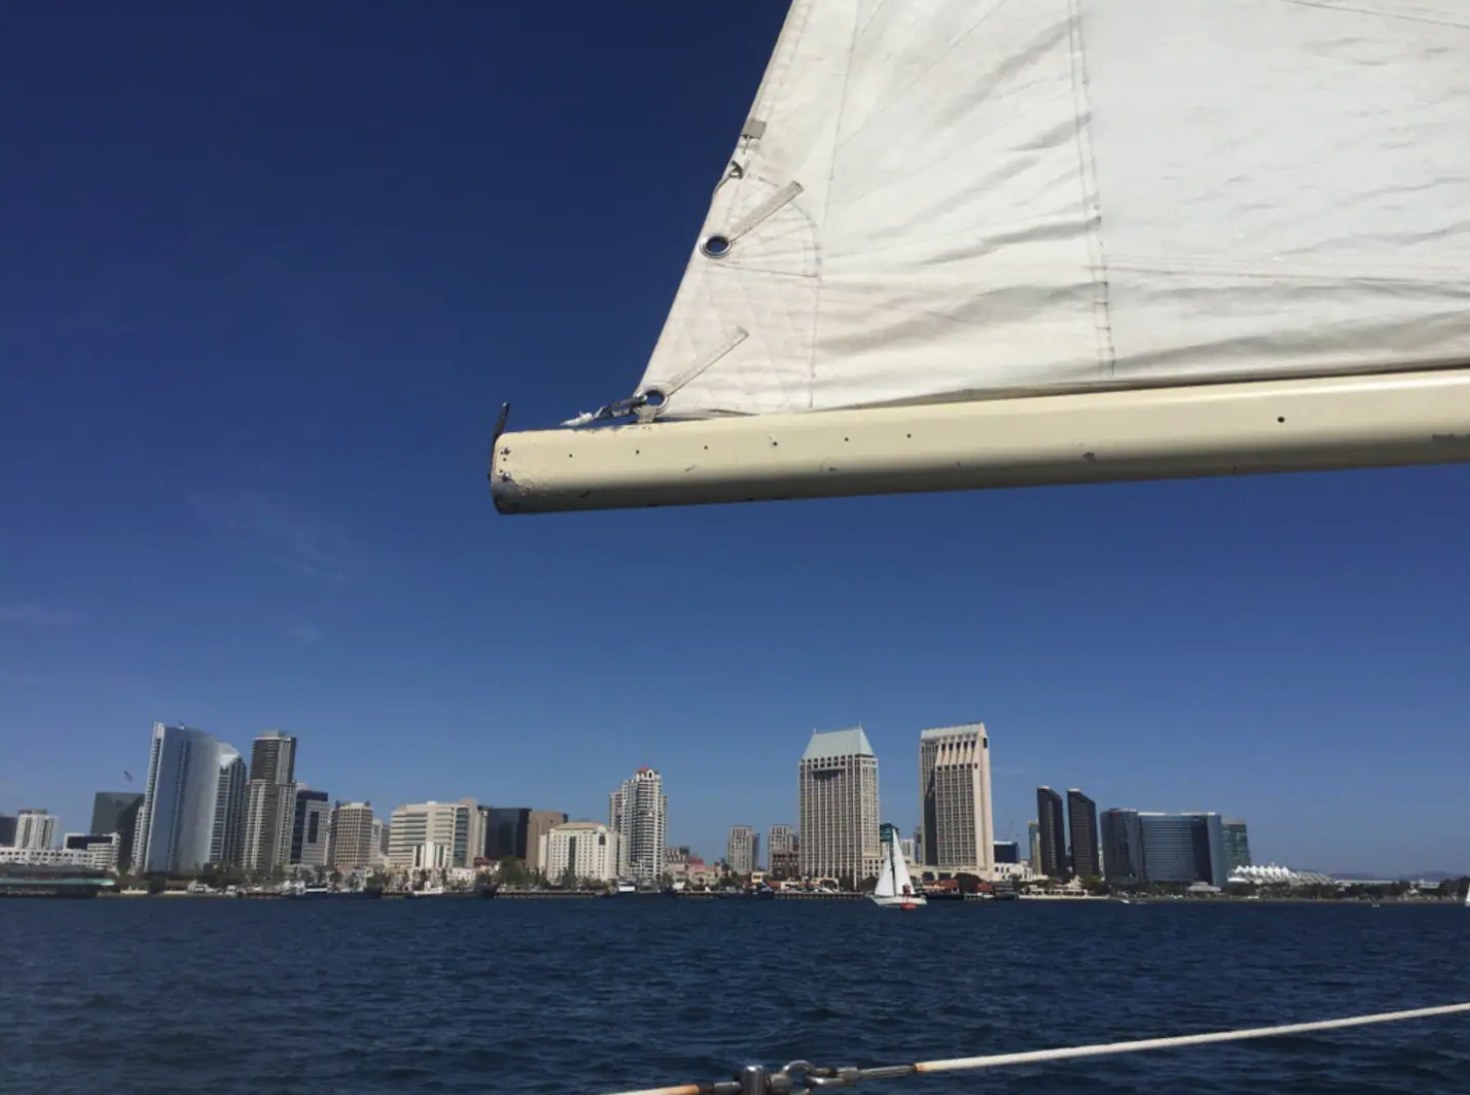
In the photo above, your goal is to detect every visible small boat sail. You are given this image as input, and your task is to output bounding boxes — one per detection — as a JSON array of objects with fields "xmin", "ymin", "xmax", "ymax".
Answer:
[
  {"xmin": 491, "ymin": 0, "xmax": 1470, "ymax": 514},
  {"xmin": 871, "ymin": 823, "xmax": 924, "ymax": 910}
]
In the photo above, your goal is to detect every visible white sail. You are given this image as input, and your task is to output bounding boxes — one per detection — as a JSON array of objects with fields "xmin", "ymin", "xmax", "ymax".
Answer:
[
  {"xmin": 891, "ymin": 841, "xmax": 915, "ymax": 898},
  {"xmin": 491, "ymin": 0, "xmax": 1470, "ymax": 513},
  {"xmin": 637, "ymin": 0, "xmax": 1470, "ymax": 420},
  {"xmin": 874, "ymin": 840, "xmax": 897, "ymax": 899}
]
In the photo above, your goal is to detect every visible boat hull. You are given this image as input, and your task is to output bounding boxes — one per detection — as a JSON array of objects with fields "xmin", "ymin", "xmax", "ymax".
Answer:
[{"xmin": 870, "ymin": 895, "xmax": 926, "ymax": 909}]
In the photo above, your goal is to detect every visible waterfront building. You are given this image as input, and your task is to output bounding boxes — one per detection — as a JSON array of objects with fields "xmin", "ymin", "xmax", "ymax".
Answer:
[
  {"xmin": 610, "ymin": 768, "xmax": 667, "ymax": 883},
  {"xmin": 243, "ymin": 731, "xmax": 299, "ymax": 874},
  {"xmin": 89, "ymin": 792, "xmax": 143, "ymax": 872},
  {"xmin": 0, "ymin": 846, "xmax": 103, "ymax": 868},
  {"xmin": 1224, "ymin": 818, "xmax": 1252, "ymax": 871},
  {"xmin": 542, "ymin": 821, "xmax": 621, "ymax": 884},
  {"xmin": 0, "ymin": 814, "xmax": 15, "ymax": 847},
  {"xmin": 483, "ymin": 807, "xmax": 531, "ymax": 860},
  {"xmin": 1100, "ymin": 808, "xmax": 1144, "ymax": 885},
  {"xmin": 767, "ymin": 825, "xmax": 798, "ymax": 876},
  {"xmin": 1138, "ymin": 811, "xmax": 1228, "ymax": 888},
  {"xmin": 62, "ymin": 832, "xmax": 121, "ymax": 871},
  {"xmin": 210, "ymin": 746, "xmax": 247, "ymax": 868},
  {"xmin": 133, "ymin": 723, "xmax": 223, "ymax": 874},
  {"xmin": 1035, "ymin": 787, "xmax": 1067, "ymax": 877},
  {"xmin": 462, "ymin": 798, "xmax": 486, "ymax": 865},
  {"xmin": 525, "ymin": 809, "xmax": 567, "ymax": 873},
  {"xmin": 727, "ymin": 825, "xmax": 759, "ymax": 874},
  {"xmin": 327, "ymin": 802, "xmax": 376, "ymax": 870},
  {"xmin": 918, "ymin": 723, "xmax": 994, "ymax": 877},
  {"xmin": 14, "ymin": 809, "xmax": 57, "ymax": 851},
  {"xmin": 1027, "ymin": 820, "xmax": 1041, "ymax": 873},
  {"xmin": 388, "ymin": 801, "xmax": 475, "ymax": 869},
  {"xmin": 290, "ymin": 788, "xmax": 331, "ymax": 868},
  {"xmin": 1067, "ymin": 789, "xmax": 1100, "ymax": 879},
  {"xmin": 798, "ymin": 728, "xmax": 881, "ymax": 882},
  {"xmin": 1100, "ymin": 809, "xmax": 1229, "ymax": 887},
  {"xmin": 993, "ymin": 841, "xmax": 1020, "ymax": 865}
]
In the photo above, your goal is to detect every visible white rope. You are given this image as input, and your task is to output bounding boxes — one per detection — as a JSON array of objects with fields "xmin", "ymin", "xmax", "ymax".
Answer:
[
  {"xmin": 593, "ymin": 1000, "xmax": 1470, "ymax": 1095},
  {"xmin": 913, "ymin": 1000, "xmax": 1470, "ymax": 1075}
]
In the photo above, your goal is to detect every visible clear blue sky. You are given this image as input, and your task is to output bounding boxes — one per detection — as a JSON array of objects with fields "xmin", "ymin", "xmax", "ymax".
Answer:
[{"xmin": 2, "ymin": 2, "xmax": 1465, "ymax": 876}]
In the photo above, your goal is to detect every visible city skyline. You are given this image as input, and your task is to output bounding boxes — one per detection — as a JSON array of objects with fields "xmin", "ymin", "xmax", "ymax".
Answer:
[{"xmin": 3, "ymin": 713, "xmax": 1463, "ymax": 878}]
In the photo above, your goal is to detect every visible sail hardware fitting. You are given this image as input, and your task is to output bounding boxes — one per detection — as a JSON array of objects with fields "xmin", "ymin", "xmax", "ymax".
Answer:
[
  {"xmin": 561, "ymin": 329, "xmax": 751, "ymax": 428},
  {"xmin": 594, "ymin": 1000, "xmax": 1470, "ymax": 1095},
  {"xmin": 701, "ymin": 181, "xmax": 804, "ymax": 260}
]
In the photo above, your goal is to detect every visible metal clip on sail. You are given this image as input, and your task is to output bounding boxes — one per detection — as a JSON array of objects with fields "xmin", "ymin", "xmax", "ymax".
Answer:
[{"xmin": 493, "ymin": 0, "xmax": 1470, "ymax": 513}]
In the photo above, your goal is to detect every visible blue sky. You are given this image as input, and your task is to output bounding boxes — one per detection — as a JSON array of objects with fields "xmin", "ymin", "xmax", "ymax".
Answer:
[{"xmin": 2, "ymin": 2, "xmax": 1465, "ymax": 875}]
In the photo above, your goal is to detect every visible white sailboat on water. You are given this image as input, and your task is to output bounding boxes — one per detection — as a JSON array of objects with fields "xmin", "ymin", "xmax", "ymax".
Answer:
[
  {"xmin": 871, "ymin": 823, "xmax": 924, "ymax": 910},
  {"xmin": 491, "ymin": 0, "xmax": 1470, "ymax": 514}
]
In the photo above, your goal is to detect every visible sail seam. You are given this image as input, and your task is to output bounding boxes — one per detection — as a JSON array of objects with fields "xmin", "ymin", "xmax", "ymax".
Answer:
[
  {"xmin": 1067, "ymin": 0, "xmax": 1116, "ymax": 379},
  {"xmin": 808, "ymin": 8, "xmax": 867, "ymax": 410},
  {"xmin": 1273, "ymin": 0, "xmax": 1470, "ymax": 28}
]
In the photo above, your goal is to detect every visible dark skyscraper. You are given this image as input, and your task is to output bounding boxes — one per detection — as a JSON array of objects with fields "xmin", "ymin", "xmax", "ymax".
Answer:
[
  {"xmin": 90, "ymin": 792, "xmax": 144, "ymax": 872},
  {"xmin": 0, "ymin": 813, "xmax": 15, "ymax": 847},
  {"xmin": 484, "ymin": 807, "xmax": 531, "ymax": 859},
  {"xmin": 1036, "ymin": 787, "xmax": 1067, "ymax": 877},
  {"xmin": 1067, "ymin": 788, "xmax": 1100, "ymax": 879},
  {"xmin": 1223, "ymin": 819, "xmax": 1251, "ymax": 871},
  {"xmin": 1101, "ymin": 808, "xmax": 1144, "ymax": 886}
]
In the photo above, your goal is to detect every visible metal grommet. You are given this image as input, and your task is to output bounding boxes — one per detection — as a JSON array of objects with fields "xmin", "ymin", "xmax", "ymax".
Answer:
[
  {"xmin": 634, "ymin": 389, "xmax": 666, "ymax": 422},
  {"xmin": 700, "ymin": 234, "xmax": 732, "ymax": 258}
]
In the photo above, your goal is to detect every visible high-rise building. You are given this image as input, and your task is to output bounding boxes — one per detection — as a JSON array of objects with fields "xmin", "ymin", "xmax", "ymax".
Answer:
[
  {"xmin": 918, "ymin": 723, "xmax": 994, "ymax": 877},
  {"xmin": 798, "ymin": 728, "xmax": 881, "ymax": 882},
  {"xmin": 89, "ymin": 792, "xmax": 143, "ymax": 871},
  {"xmin": 726, "ymin": 825, "xmax": 759, "ymax": 874},
  {"xmin": 388, "ymin": 801, "xmax": 475, "ymax": 869},
  {"xmin": 14, "ymin": 809, "xmax": 57, "ymax": 851},
  {"xmin": 328, "ymin": 802, "xmax": 376, "ymax": 870},
  {"xmin": 243, "ymin": 780, "xmax": 297, "ymax": 874},
  {"xmin": 1067, "ymin": 789, "xmax": 1100, "ymax": 879},
  {"xmin": 242, "ymin": 731, "xmax": 299, "ymax": 875},
  {"xmin": 525, "ymin": 810, "xmax": 568, "ymax": 873},
  {"xmin": 290, "ymin": 788, "xmax": 331, "ymax": 868},
  {"xmin": 461, "ymin": 798, "xmax": 486, "ymax": 864},
  {"xmin": 249, "ymin": 730, "xmax": 297, "ymax": 784},
  {"xmin": 1100, "ymin": 809, "xmax": 1229, "ymax": 888},
  {"xmin": 542, "ymin": 822, "xmax": 621, "ymax": 884},
  {"xmin": 133, "ymin": 723, "xmax": 223, "ymax": 874},
  {"xmin": 484, "ymin": 807, "xmax": 531, "ymax": 860},
  {"xmin": 993, "ymin": 841, "xmax": 1020, "ymax": 865},
  {"xmin": 610, "ymin": 768, "xmax": 667, "ymax": 883},
  {"xmin": 0, "ymin": 814, "xmax": 15, "ymax": 847},
  {"xmin": 1100, "ymin": 808, "xmax": 1144, "ymax": 885},
  {"xmin": 1035, "ymin": 787, "xmax": 1067, "ymax": 877},
  {"xmin": 210, "ymin": 746, "xmax": 248, "ymax": 869},
  {"xmin": 1138, "ymin": 812, "xmax": 1228, "ymax": 888},
  {"xmin": 1027, "ymin": 819, "xmax": 1041, "ymax": 872},
  {"xmin": 1223, "ymin": 819, "xmax": 1252, "ymax": 871},
  {"xmin": 768, "ymin": 824, "xmax": 798, "ymax": 877}
]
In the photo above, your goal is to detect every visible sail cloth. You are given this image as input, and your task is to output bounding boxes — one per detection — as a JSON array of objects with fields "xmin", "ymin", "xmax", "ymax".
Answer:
[{"xmin": 635, "ymin": 0, "xmax": 1470, "ymax": 421}]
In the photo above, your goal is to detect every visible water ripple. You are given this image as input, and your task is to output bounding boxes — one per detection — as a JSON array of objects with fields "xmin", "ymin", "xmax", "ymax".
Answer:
[{"xmin": 1, "ymin": 900, "xmax": 1467, "ymax": 1093}]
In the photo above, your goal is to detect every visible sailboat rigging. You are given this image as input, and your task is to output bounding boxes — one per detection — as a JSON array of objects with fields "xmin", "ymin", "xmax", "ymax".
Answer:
[{"xmin": 490, "ymin": 0, "xmax": 1470, "ymax": 514}]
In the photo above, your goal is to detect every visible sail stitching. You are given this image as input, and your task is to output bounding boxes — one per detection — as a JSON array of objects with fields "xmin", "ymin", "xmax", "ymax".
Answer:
[
  {"xmin": 1273, "ymin": 0, "xmax": 1470, "ymax": 28},
  {"xmin": 808, "ymin": 8, "xmax": 865, "ymax": 410},
  {"xmin": 1066, "ymin": 0, "xmax": 1116, "ymax": 379},
  {"xmin": 722, "ymin": 181, "xmax": 805, "ymax": 244}
]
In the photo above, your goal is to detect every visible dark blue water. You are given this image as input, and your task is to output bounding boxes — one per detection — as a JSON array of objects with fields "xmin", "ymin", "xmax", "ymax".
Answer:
[{"xmin": 3, "ymin": 899, "xmax": 1468, "ymax": 1094}]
